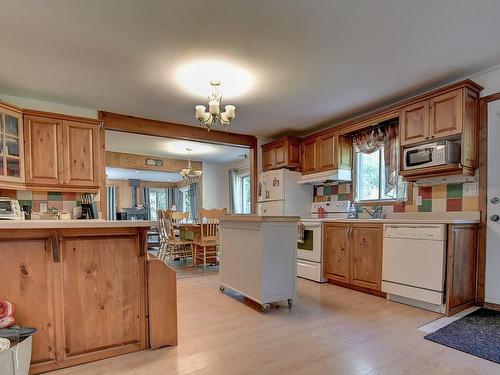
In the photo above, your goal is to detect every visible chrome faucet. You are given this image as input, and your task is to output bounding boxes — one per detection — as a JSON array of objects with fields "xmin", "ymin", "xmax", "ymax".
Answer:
[{"xmin": 362, "ymin": 206, "xmax": 384, "ymax": 219}]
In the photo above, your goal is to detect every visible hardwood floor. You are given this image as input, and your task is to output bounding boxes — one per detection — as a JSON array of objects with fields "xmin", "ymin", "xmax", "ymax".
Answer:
[{"xmin": 48, "ymin": 275, "xmax": 499, "ymax": 375}]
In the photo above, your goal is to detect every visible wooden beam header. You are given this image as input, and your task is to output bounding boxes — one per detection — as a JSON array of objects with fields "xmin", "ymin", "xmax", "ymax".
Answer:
[{"xmin": 100, "ymin": 111, "xmax": 257, "ymax": 148}]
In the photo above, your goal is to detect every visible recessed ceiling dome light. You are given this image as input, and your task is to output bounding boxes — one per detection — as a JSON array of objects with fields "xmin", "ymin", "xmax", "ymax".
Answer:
[
  {"xmin": 175, "ymin": 59, "xmax": 254, "ymax": 99},
  {"xmin": 164, "ymin": 140, "xmax": 215, "ymax": 155}
]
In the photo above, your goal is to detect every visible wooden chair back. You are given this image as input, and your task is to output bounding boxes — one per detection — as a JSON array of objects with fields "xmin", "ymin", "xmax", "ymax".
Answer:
[
  {"xmin": 170, "ymin": 211, "xmax": 189, "ymax": 224},
  {"xmin": 199, "ymin": 208, "xmax": 227, "ymax": 243},
  {"xmin": 157, "ymin": 209, "xmax": 169, "ymax": 242}
]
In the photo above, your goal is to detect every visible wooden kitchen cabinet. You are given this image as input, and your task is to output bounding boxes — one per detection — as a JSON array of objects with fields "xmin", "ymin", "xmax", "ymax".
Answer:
[
  {"xmin": 261, "ymin": 136, "xmax": 301, "ymax": 171},
  {"xmin": 24, "ymin": 111, "xmax": 100, "ymax": 190},
  {"xmin": 301, "ymin": 132, "xmax": 352, "ymax": 175},
  {"xmin": 323, "ymin": 224, "xmax": 350, "ymax": 283},
  {"xmin": 62, "ymin": 120, "xmax": 99, "ymax": 187},
  {"xmin": 24, "ymin": 116, "xmax": 63, "ymax": 186},
  {"xmin": 400, "ymin": 101, "xmax": 430, "ymax": 145},
  {"xmin": 400, "ymin": 87, "xmax": 478, "ymax": 147},
  {"xmin": 445, "ymin": 224, "xmax": 477, "ymax": 316},
  {"xmin": 301, "ymin": 137, "xmax": 318, "ymax": 174},
  {"xmin": 350, "ymin": 226, "xmax": 383, "ymax": 291},
  {"xmin": 323, "ymin": 223, "xmax": 383, "ymax": 293},
  {"xmin": 0, "ymin": 102, "xmax": 25, "ymax": 186},
  {"xmin": 400, "ymin": 83, "xmax": 481, "ymax": 181}
]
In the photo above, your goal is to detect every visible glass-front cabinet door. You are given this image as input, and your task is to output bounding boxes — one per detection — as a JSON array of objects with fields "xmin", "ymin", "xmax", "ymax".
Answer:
[{"xmin": 0, "ymin": 106, "xmax": 24, "ymax": 182}]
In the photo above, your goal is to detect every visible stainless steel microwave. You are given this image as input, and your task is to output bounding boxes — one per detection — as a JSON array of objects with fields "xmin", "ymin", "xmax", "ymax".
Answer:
[{"xmin": 403, "ymin": 140, "xmax": 461, "ymax": 170}]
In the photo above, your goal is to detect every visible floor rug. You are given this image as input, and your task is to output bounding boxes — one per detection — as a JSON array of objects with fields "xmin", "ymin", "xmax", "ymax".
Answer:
[{"xmin": 424, "ymin": 308, "xmax": 500, "ymax": 364}]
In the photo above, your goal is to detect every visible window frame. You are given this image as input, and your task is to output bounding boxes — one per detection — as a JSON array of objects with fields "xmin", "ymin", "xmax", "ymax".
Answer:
[{"xmin": 353, "ymin": 145, "xmax": 409, "ymax": 205}]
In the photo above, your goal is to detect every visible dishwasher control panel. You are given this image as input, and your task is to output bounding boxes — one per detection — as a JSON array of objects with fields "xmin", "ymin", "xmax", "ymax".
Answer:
[{"xmin": 383, "ymin": 224, "xmax": 446, "ymax": 241}]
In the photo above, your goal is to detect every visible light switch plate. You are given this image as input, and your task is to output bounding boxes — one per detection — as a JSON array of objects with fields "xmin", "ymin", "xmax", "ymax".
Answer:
[
  {"xmin": 416, "ymin": 195, "xmax": 423, "ymax": 206},
  {"xmin": 40, "ymin": 202, "xmax": 48, "ymax": 213},
  {"xmin": 463, "ymin": 182, "xmax": 478, "ymax": 197}
]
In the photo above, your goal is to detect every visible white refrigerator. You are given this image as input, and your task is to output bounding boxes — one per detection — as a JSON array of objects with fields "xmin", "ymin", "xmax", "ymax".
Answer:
[{"xmin": 257, "ymin": 169, "xmax": 312, "ymax": 217}]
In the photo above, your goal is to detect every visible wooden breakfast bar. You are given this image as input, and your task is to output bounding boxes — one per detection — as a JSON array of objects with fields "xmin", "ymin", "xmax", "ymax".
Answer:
[{"xmin": 0, "ymin": 220, "xmax": 177, "ymax": 374}]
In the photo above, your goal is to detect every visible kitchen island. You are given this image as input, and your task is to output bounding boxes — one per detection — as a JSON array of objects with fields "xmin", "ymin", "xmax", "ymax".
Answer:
[
  {"xmin": 219, "ymin": 215, "xmax": 299, "ymax": 312},
  {"xmin": 0, "ymin": 220, "xmax": 176, "ymax": 374}
]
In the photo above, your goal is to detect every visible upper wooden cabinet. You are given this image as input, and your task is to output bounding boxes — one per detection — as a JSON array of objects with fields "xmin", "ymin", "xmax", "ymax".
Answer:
[
  {"xmin": 24, "ymin": 112, "xmax": 100, "ymax": 190},
  {"xmin": 400, "ymin": 87, "xmax": 477, "ymax": 146},
  {"xmin": 324, "ymin": 222, "xmax": 383, "ymax": 292},
  {"xmin": 24, "ymin": 116, "xmax": 63, "ymax": 186},
  {"xmin": 62, "ymin": 120, "xmax": 99, "ymax": 187},
  {"xmin": 261, "ymin": 136, "xmax": 301, "ymax": 172},
  {"xmin": 301, "ymin": 132, "xmax": 352, "ymax": 175},
  {"xmin": 0, "ymin": 102, "xmax": 24, "ymax": 184},
  {"xmin": 301, "ymin": 137, "xmax": 318, "ymax": 174}
]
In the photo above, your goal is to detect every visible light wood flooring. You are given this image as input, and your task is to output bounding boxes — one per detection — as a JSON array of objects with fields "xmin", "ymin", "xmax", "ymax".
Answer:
[{"xmin": 48, "ymin": 275, "xmax": 499, "ymax": 375}]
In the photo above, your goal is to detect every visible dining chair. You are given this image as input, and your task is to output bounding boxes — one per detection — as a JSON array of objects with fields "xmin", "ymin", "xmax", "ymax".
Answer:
[
  {"xmin": 156, "ymin": 209, "xmax": 170, "ymax": 261},
  {"xmin": 194, "ymin": 208, "xmax": 227, "ymax": 271},
  {"xmin": 165, "ymin": 209, "xmax": 194, "ymax": 264}
]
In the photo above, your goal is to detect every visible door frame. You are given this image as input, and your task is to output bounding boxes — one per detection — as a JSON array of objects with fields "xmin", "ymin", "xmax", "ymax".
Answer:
[
  {"xmin": 477, "ymin": 92, "xmax": 500, "ymax": 307},
  {"xmin": 98, "ymin": 111, "xmax": 258, "ymax": 218}
]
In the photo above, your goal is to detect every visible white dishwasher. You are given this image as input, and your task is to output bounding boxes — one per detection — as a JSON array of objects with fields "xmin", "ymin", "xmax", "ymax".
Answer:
[{"xmin": 382, "ymin": 224, "xmax": 447, "ymax": 313}]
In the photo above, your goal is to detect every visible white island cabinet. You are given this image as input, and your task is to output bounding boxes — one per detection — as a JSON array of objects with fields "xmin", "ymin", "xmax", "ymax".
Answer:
[{"xmin": 219, "ymin": 215, "xmax": 299, "ymax": 312}]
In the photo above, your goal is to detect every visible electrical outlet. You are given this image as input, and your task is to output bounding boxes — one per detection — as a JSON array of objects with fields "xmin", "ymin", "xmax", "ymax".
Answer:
[
  {"xmin": 463, "ymin": 182, "xmax": 478, "ymax": 197},
  {"xmin": 415, "ymin": 195, "xmax": 423, "ymax": 206},
  {"xmin": 40, "ymin": 202, "xmax": 48, "ymax": 213}
]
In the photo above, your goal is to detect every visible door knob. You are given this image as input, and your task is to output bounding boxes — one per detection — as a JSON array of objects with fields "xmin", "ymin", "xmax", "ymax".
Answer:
[
  {"xmin": 490, "ymin": 214, "xmax": 500, "ymax": 222},
  {"xmin": 491, "ymin": 197, "xmax": 500, "ymax": 204}
]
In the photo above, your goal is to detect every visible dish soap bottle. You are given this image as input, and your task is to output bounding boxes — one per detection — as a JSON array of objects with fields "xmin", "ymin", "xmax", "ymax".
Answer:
[{"xmin": 347, "ymin": 204, "xmax": 358, "ymax": 219}]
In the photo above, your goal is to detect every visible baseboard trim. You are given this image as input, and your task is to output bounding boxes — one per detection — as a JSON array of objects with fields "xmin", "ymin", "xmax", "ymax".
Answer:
[
  {"xmin": 484, "ymin": 302, "xmax": 500, "ymax": 311},
  {"xmin": 327, "ymin": 279, "xmax": 387, "ymax": 298}
]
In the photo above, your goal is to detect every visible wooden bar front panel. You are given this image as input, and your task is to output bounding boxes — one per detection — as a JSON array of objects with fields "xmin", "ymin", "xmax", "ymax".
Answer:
[
  {"xmin": 60, "ymin": 234, "xmax": 144, "ymax": 358},
  {"xmin": 0, "ymin": 238, "xmax": 58, "ymax": 366}
]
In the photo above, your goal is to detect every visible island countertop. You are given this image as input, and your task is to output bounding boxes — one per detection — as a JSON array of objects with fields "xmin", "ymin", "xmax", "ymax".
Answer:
[{"xmin": 0, "ymin": 219, "xmax": 156, "ymax": 229}]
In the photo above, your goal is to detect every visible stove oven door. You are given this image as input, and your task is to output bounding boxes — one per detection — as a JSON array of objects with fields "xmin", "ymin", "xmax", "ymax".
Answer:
[{"xmin": 297, "ymin": 221, "xmax": 322, "ymax": 262}]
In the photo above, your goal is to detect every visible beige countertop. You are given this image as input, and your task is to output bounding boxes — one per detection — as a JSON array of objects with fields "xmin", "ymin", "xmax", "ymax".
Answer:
[
  {"xmin": 220, "ymin": 215, "xmax": 300, "ymax": 222},
  {"xmin": 0, "ymin": 219, "xmax": 155, "ymax": 229}
]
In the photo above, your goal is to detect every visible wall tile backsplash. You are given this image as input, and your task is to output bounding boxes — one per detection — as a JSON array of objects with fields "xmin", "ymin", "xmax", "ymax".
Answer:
[
  {"xmin": 313, "ymin": 182, "xmax": 479, "ymax": 213},
  {"xmin": 0, "ymin": 189, "xmax": 100, "ymax": 218}
]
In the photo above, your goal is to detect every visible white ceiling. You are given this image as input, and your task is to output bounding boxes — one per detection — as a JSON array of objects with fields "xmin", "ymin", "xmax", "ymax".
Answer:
[
  {"xmin": 106, "ymin": 167, "xmax": 183, "ymax": 182},
  {"xmin": 1, "ymin": 1, "xmax": 500, "ymax": 137},
  {"xmin": 105, "ymin": 130, "xmax": 249, "ymax": 163}
]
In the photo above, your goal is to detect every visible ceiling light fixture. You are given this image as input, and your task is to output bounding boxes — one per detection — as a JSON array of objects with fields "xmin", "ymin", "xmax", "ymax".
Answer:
[
  {"xmin": 179, "ymin": 148, "xmax": 202, "ymax": 182},
  {"xmin": 195, "ymin": 80, "xmax": 235, "ymax": 131}
]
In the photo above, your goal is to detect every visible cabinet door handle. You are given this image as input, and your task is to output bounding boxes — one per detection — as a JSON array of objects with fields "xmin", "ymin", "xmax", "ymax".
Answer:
[{"xmin": 51, "ymin": 231, "xmax": 61, "ymax": 262}]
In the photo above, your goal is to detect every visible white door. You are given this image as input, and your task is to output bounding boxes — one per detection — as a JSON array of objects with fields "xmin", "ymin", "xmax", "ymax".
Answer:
[{"xmin": 486, "ymin": 100, "xmax": 500, "ymax": 305}]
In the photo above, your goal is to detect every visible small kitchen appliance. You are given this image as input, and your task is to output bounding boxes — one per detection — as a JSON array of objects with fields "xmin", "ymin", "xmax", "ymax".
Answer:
[
  {"xmin": 297, "ymin": 201, "xmax": 350, "ymax": 282},
  {"xmin": 0, "ymin": 198, "xmax": 24, "ymax": 220},
  {"xmin": 403, "ymin": 140, "xmax": 460, "ymax": 170}
]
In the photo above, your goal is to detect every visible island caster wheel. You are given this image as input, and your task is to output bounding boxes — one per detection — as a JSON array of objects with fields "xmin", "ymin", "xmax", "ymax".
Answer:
[
  {"xmin": 261, "ymin": 304, "xmax": 271, "ymax": 312},
  {"xmin": 287, "ymin": 299, "xmax": 293, "ymax": 308},
  {"xmin": 219, "ymin": 285, "xmax": 225, "ymax": 292}
]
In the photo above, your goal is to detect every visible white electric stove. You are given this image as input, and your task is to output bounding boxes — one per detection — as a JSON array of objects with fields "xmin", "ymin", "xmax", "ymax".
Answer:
[{"xmin": 297, "ymin": 201, "xmax": 350, "ymax": 282}]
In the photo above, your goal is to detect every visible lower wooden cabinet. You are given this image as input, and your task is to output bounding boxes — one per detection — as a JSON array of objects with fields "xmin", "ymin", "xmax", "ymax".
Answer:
[
  {"xmin": 0, "ymin": 226, "xmax": 177, "ymax": 374},
  {"xmin": 445, "ymin": 224, "xmax": 477, "ymax": 316},
  {"xmin": 323, "ymin": 223, "xmax": 383, "ymax": 292}
]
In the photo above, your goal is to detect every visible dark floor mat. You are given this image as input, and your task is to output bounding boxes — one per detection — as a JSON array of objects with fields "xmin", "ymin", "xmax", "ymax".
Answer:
[{"xmin": 424, "ymin": 308, "xmax": 500, "ymax": 364}]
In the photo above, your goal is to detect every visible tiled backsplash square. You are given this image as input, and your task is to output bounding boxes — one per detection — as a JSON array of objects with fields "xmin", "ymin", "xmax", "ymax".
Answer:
[
  {"xmin": 0, "ymin": 189, "xmax": 99, "ymax": 218},
  {"xmin": 313, "ymin": 181, "xmax": 479, "ymax": 213}
]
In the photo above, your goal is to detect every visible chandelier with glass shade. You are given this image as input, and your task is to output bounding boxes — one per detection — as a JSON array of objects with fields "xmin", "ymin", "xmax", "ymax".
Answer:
[
  {"xmin": 180, "ymin": 148, "xmax": 202, "ymax": 182},
  {"xmin": 195, "ymin": 80, "xmax": 236, "ymax": 130}
]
